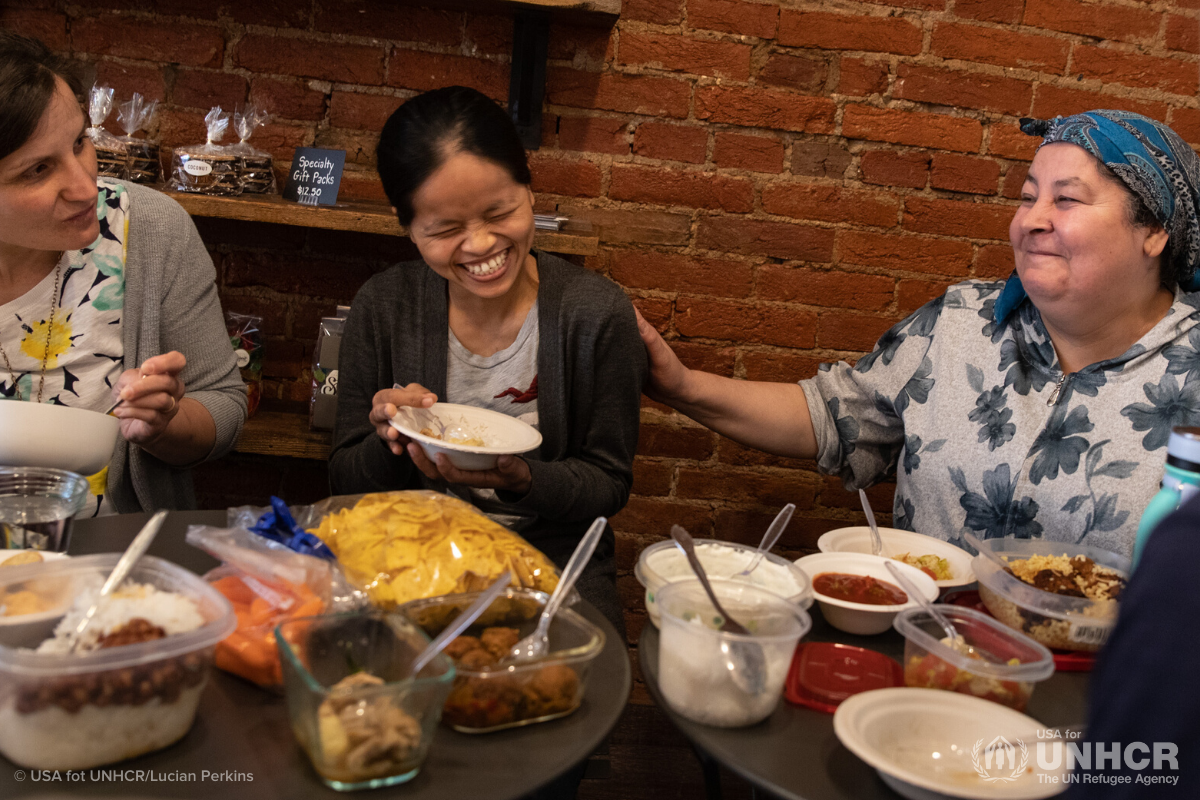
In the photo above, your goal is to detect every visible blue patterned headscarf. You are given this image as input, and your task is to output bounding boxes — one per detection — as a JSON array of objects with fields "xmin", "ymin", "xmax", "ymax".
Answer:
[{"xmin": 994, "ymin": 110, "xmax": 1200, "ymax": 322}]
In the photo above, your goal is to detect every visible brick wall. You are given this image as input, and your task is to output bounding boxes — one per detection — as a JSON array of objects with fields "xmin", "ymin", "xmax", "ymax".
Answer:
[{"xmin": 5, "ymin": 0, "xmax": 1200, "ymax": 654}]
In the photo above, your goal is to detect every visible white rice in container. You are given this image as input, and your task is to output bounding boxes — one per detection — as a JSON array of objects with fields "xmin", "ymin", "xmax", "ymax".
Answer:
[{"xmin": 37, "ymin": 581, "xmax": 205, "ymax": 654}]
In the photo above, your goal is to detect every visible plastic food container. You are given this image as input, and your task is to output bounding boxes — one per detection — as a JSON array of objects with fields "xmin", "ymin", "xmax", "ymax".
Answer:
[
  {"xmin": 636, "ymin": 539, "xmax": 813, "ymax": 628},
  {"xmin": 657, "ymin": 579, "xmax": 810, "ymax": 728},
  {"xmin": 793, "ymin": 552, "xmax": 939, "ymax": 635},
  {"xmin": 400, "ymin": 587, "xmax": 603, "ymax": 733},
  {"xmin": 894, "ymin": 606, "xmax": 1054, "ymax": 712},
  {"xmin": 276, "ymin": 611, "xmax": 454, "ymax": 791},
  {"xmin": 0, "ymin": 467, "xmax": 90, "ymax": 552},
  {"xmin": 972, "ymin": 538, "xmax": 1129, "ymax": 652},
  {"xmin": 784, "ymin": 641, "xmax": 903, "ymax": 714},
  {"xmin": 0, "ymin": 554, "xmax": 234, "ymax": 770}
]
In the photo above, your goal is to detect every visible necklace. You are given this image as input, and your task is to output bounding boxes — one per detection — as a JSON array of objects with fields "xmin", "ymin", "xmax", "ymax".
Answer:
[{"xmin": 0, "ymin": 254, "xmax": 64, "ymax": 403}]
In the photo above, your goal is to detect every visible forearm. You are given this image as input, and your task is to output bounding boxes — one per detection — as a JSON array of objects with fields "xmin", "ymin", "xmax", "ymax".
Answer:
[
  {"xmin": 136, "ymin": 398, "xmax": 216, "ymax": 466},
  {"xmin": 674, "ymin": 370, "xmax": 819, "ymax": 459}
]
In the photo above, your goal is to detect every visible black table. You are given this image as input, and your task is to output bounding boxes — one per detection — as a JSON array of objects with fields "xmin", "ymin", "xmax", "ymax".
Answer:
[
  {"xmin": 640, "ymin": 604, "xmax": 1090, "ymax": 800},
  {"xmin": 2, "ymin": 511, "xmax": 631, "ymax": 800}
]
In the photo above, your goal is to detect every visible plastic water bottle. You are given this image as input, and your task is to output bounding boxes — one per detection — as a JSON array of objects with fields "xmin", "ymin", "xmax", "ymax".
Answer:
[{"xmin": 1134, "ymin": 426, "xmax": 1200, "ymax": 568}]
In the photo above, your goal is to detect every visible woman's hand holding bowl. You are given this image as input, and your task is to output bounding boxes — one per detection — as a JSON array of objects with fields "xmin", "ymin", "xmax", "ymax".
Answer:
[{"xmin": 371, "ymin": 383, "xmax": 438, "ymax": 456}]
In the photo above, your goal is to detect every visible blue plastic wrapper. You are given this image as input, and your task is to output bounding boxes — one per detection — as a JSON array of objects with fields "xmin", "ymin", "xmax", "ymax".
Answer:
[{"xmin": 250, "ymin": 496, "xmax": 335, "ymax": 560}]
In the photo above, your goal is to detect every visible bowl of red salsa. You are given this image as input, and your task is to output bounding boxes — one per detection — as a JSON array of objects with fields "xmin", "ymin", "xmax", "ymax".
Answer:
[{"xmin": 794, "ymin": 553, "xmax": 938, "ymax": 635}]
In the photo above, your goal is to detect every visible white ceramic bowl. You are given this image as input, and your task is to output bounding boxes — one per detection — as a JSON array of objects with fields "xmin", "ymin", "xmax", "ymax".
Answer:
[
  {"xmin": 389, "ymin": 402, "xmax": 542, "ymax": 471},
  {"xmin": 834, "ymin": 687, "xmax": 1068, "ymax": 799},
  {"xmin": 794, "ymin": 552, "xmax": 939, "ymax": 635},
  {"xmin": 817, "ymin": 527, "xmax": 976, "ymax": 589},
  {"xmin": 0, "ymin": 402, "xmax": 118, "ymax": 476}
]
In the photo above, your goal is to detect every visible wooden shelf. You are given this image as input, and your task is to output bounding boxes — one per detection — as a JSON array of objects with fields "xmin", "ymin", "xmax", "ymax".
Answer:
[
  {"xmin": 235, "ymin": 410, "xmax": 331, "ymax": 460},
  {"xmin": 390, "ymin": 0, "xmax": 619, "ymax": 25},
  {"xmin": 174, "ymin": 192, "xmax": 600, "ymax": 256}
]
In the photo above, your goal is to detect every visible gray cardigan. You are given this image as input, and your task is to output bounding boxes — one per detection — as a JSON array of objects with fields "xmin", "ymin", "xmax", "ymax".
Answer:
[
  {"xmin": 107, "ymin": 181, "xmax": 247, "ymax": 512},
  {"xmin": 330, "ymin": 251, "xmax": 647, "ymax": 560}
]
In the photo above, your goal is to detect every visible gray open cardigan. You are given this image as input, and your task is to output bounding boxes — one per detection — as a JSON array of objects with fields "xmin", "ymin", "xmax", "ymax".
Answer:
[{"xmin": 107, "ymin": 181, "xmax": 247, "ymax": 512}]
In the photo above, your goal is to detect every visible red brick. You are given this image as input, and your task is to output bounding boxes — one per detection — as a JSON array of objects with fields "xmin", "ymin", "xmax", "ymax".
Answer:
[
  {"xmin": 1169, "ymin": 107, "xmax": 1200, "ymax": 145},
  {"xmin": 315, "ymin": 1, "xmax": 461, "ymax": 44},
  {"xmin": 838, "ymin": 230, "xmax": 974, "ymax": 275},
  {"xmin": 687, "ymin": 0, "xmax": 778, "ymax": 38},
  {"xmin": 610, "ymin": 165, "xmax": 753, "ymax": 212},
  {"xmin": 1167, "ymin": 14, "xmax": 1200, "ymax": 53},
  {"xmin": 316, "ymin": 128, "xmax": 379, "ymax": 166},
  {"xmin": 675, "ymin": 298, "xmax": 817, "ymax": 348},
  {"xmin": 791, "ymin": 140, "xmax": 852, "ymax": 178},
  {"xmin": 255, "ymin": 121, "xmax": 314, "ymax": 160},
  {"xmin": 697, "ymin": 217, "xmax": 836, "ymax": 262},
  {"xmin": 895, "ymin": 64, "xmax": 1032, "ymax": 116},
  {"xmin": 714, "ymin": 509, "xmax": 831, "ymax": 550},
  {"xmin": 387, "ymin": 49, "xmax": 506, "ymax": 99},
  {"xmin": 818, "ymin": 311, "xmax": 899, "ymax": 351},
  {"xmin": 556, "ymin": 115, "xmax": 630, "ymax": 155},
  {"xmin": 819, "ymin": 476, "xmax": 896, "ymax": 514},
  {"xmin": 250, "ymin": 79, "xmax": 327, "ymax": 122},
  {"xmin": 155, "ymin": 108, "xmax": 208, "ymax": 152},
  {"xmin": 226, "ymin": 252, "xmax": 377, "ymax": 299},
  {"xmin": 898, "ymin": 279, "xmax": 954, "ymax": 314},
  {"xmin": 758, "ymin": 267, "xmax": 894, "ymax": 310},
  {"xmin": 777, "ymin": 11, "xmax": 923, "ymax": 55},
  {"xmin": 714, "ymin": 133, "xmax": 784, "ymax": 173},
  {"xmin": 72, "ymin": 16, "xmax": 224, "ymax": 68},
  {"xmin": 624, "ymin": 0, "xmax": 684, "ymax": 25},
  {"xmin": 234, "ymin": 35, "xmax": 384, "ymax": 85},
  {"xmin": 695, "ymin": 86, "xmax": 836, "ymax": 134},
  {"xmin": 94, "ymin": 61, "xmax": 166, "ymax": 103},
  {"xmin": 172, "ymin": 70, "xmax": 247, "ymax": 111},
  {"xmin": 759, "ymin": 52, "xmax": 828, "ymax": 94},
  {"xmin": 633, "ymin": 123, "xmax": 708, "ymax": 164},
  {"xmin": 1024, "ymin": 0, "xmax": 1160, "ymax": 45},
  {"xmin": 931, "ymin": 22, "xmax": 1069, "ymax": 73},
  {"xmin": 637, "ymin": 422, "xmax": 716, "ymax": 460},
  {"xmin": 954, "ymin": 0, "xmax": 1024, "ymax": 23},
  {"xmin": 677, "ymin": 468, "xmax": 816, "ymax": 507},
  {"xmin": 632, "ymin": 460, "xmax": 674, "ymax": 497},
  {"xmin": 329, "ymin": 92, "xmax": 403, "ymax": 131},
  {"xmin": 1030, "ymin": 84, "xmax": 1170, "ymax": 122},
  {"xmin": 838, "ymin": 57, "xmax": 889, "ymax": 97},
  {"xmin": 860, "ymin": 150, "xmax": 929, "ymax": 189},
  {"xmin": 975, "ymin": 244, "xmax": 1015, "ymax": 278},
  {"xmin": 988, "ymin": 123, "xmax": 1040, "ymax": 160},
  {"xmin": 529, "ymin": 155, "xmax": 603, "ymax": 198},
  {"xmin": 464, "ymin": 14, "xmax": 512, "ymax": 56},
  {"xmin": 873, "ymin": 0, "xmax": 944, "ymax": 9},
  {"xmin": 227, "ymin": 0, "xmax": 310, "ymax": 28},
  {"xmin": 338, "ymin": 172, "xmax": 388, "ymax": 202},
  {"xmin": 1072, "ymin": 46, "xmax": 1196, "ymax": 96},
  {"xmin": 612, "ymin": 498, "xmax": 713, "ymax": 537},
  {"xmin": 547, "ymin": 69, "xmax": 690, "ymax": 119},
  {"xmin": 842, "ymin": 105, "xmax": 983, "ymax": 153},
  {"xmin": 930, "ymin": 153, "xmax": 1001, "ymax": 195},
  {"xmin": 619, "ymin": 32, "xmax": 751, "ymax": 81},
  {"xmin": 1001, "ymin": 162, "xmax": 1030, "ymax": 200},
  {"xmin": 632, "ymin": 299, "xmax": 672, "ymax": 332},
  {"xmin": 548, "ymin": 22, "xmax": 612, "ymax": 66},
  {"xmin": 671, "ymin": 341, "xmax": 738, "ymax": 374},
  {"xmin": 609, "ymin": 251, "xmax": 754, "ymax": 298},
  {"xmin": 903, "ymin": 197, "xmax": 1015, "ymax": 240},
  {"xmin": 0, "ymin": 8, "xmax": 66, "ymax": 49},
  {"xmin": 742, "ymin": 351, "xmax": 825, "ymax": 382},
  {"xmin": 763, "ymin": 183, "xmax": 899, "ymax": 228}
]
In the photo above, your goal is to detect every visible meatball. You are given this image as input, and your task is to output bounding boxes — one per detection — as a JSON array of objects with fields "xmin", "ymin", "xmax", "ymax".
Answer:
[
  {"xmin": 480, "ymin": 627, "xmax": 521, "ymax": 659},
  {"xmin": 444, "ymin": 635, "xmax": 482, "ymax": 660}
]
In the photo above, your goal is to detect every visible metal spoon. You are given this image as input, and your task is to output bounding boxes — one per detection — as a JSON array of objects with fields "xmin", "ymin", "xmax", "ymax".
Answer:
[
  {"xmin": 735, "ymin": 503, "xmax": 795, "ymax": 578},
  {"xmin": 858, "ymin": 489, "xmax": 884, "ymax": 556},
  {"xmin": 67, "ymin": 510, "xmax": 168, "ymax": 653},
  {"xmin": 885, "ymin": 560, "xmax": 958, "ymax": 645},
  {"xmin": 508, "ymin": 516, "xmax": 607, "ymax": 662},
  {"xmin": 962, "ymin": 531, "xmax": 1010, "ymax": 571},
  {"xmin": 409, "ymin": 570, "xmax": 512, "ymax": 677},
  {"xmin": 670, "ymin": 524, "xmax": 767, "ymax": 696}
]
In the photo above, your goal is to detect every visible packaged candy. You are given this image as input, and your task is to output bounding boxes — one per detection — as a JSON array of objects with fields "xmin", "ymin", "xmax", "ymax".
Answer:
[
  {"xmin": 226, "ymin": 311, "xmax": 263, "ymax": 417},
  {"xmin": 310, "ymin": 316, "xmax": 344, "ymax": 431},
  {"xmin": 166, "ymin": 107, "xmax": 240, "ymax": 196},
  {"xmin": 87, "ymin": 85, "xmax": 125, "ymax": 179},
  {"xmin": 115, "ymin": 93, "xmax": 160, "ymax": 185},
  {"xmin": 229, "ymin": 104, "xmax": 276, "ymax": 194}
]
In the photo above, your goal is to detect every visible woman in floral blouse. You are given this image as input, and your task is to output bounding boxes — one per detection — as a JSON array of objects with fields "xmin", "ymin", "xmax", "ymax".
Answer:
[{"xmin": 639, "ymin": 110, "xmax": 1200, "ymax": 557}]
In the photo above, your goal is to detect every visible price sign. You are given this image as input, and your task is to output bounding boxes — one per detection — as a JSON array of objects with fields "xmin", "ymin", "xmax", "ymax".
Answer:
[{"xmin": 283, "ymin": 147, "xmax": 346, "ymax": 207}]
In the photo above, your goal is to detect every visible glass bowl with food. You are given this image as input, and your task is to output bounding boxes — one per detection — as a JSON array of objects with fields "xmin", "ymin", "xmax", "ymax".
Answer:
[
  {"xmin": 275, "ymin": 611, "xmax": 455, "ymax": 791},
  {"xmin": 399, "ymin": 587, "xmax": 603, "ymax": 733}
]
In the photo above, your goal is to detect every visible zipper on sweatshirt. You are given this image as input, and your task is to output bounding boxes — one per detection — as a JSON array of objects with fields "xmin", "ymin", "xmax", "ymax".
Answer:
[{"xmin": 1046, "ymin": 373, "xmax": 1067, "ymax": 406}]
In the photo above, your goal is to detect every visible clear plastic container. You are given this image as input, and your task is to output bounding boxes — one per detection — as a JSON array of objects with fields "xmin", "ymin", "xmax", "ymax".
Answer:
[
  {"xmin": 0, "ymin": 467, "xmax": 89, "ymax": 552},
  {"xmin": 275, "ymin": 612, "xmax": 454, "ymax": 791},
  {"xmin": 400, "ymin": 587, "xmax": 603, "ymax": 733},
  {"xmin": 894, "ymin": 606, "xmax": 1054, "ymax": 711},
  {"xmin": 0, "ymin": 554, "xmax": 235, "ymax": 770},
  {"xmin": 657, "ymin": 579, "xmax": 810, "ymax": 728},
  {"xmin": 635, "ymin": 538, "xmax": 813, "ymax": 628},
  {"xmin": 972, "ymin": 538, "xmax": 1130, "ymax": 652}
]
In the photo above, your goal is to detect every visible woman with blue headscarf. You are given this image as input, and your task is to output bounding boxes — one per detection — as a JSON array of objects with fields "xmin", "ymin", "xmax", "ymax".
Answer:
[{"xmin": 637, "ymin": 110, "xmax": 1200, "ymax": 557}]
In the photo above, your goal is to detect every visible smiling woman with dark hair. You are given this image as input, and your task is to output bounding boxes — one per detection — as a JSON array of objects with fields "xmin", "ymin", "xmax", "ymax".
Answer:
[{"xmin": 0, "ymin": 33, "xmax": 246, "ymax": 515}]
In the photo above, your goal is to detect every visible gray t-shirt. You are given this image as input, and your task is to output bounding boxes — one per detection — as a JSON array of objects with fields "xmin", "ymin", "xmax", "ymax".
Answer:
[{"xmin": 445, "ymin": 301, "xmax": 540, "ymax": 529}]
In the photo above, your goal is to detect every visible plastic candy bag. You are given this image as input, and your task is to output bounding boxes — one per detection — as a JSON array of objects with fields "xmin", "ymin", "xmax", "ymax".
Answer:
[
  {"xmin": 166, "ymin": 107, "xmax": 240, "ymax": 195},
  {"xmin": 229, "ymin": 103, "xmax": 276, "ymax": 194},
  {"xmin": 225, "ymin": 311, "xmax": 263, "ymax": 417},
  {"xmin": 87, "ymin": 85, "xmax": 125, "ymax": 179},
  {"xmin": 115, "ymin": 93, "xmax": 160, "ymax": 185}
]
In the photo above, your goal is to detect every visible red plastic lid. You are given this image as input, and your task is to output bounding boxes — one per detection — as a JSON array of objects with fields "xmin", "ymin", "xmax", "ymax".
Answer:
[
  {"xmin": 784, "ymin": 641, "xmax": 904, "ymax": 714},
  {"xmin": 940, "ymin": 589, "xmax": 1096, "ymax": 672}
]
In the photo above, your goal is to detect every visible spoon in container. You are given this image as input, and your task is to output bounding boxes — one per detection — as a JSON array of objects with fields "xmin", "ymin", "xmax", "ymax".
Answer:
[
  {"xmin": 858, "ymin": 489, "xmax": 884, "ymax": 557},
  {"xmin": 670, "ymin": 524, "xmax": 767, "ymax": 696},
  {"xmin": 885, "ymin": 560, "xmax": 959, "ymax": 645},
  {"xmin": 508, "ymin": 516, "xmax": 607, "ymax": 662},
  {"xmin": 962, "ymin": 531, "xmax": 1010, "ymax": 571},
  {"xmin": 408, "ymin": 570, "xmax": 512, "ymax": 678},
  {"xmin": 67, "ymin": 510, "xmax": 169, "ymax": 654},
  {"xmin": 735, "ymin": 503, "xmax": 795, "ymax": 578}
]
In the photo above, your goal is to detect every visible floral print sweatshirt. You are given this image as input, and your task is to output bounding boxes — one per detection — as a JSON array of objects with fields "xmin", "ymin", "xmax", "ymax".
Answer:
[{"xmin": 801, "ymin": 278, "xmax": 1200, "ymax": 558}]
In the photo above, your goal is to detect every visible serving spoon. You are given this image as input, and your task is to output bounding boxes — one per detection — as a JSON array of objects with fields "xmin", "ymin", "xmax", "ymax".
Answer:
[
  {"xmin": 735, "ymin": 503, "xmax": 795, "ymax": 578},
  {"xmin": 885, "ymin": 560, "xmax": 959, "ymax": 645},
  {"xmin": 408, "ymin": 570, "xmax": 512, "ymax": 678},
  {"xmin": 858, "ymin": 489, "xmax": 884, "ymax": 557},
  {"xmin": 962, "ymin": 531, "xmax": 1010, "ymax": 571},
  {"xmin": 670, "ymin": 524, "xmax": 767, "ymax": 696}
]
